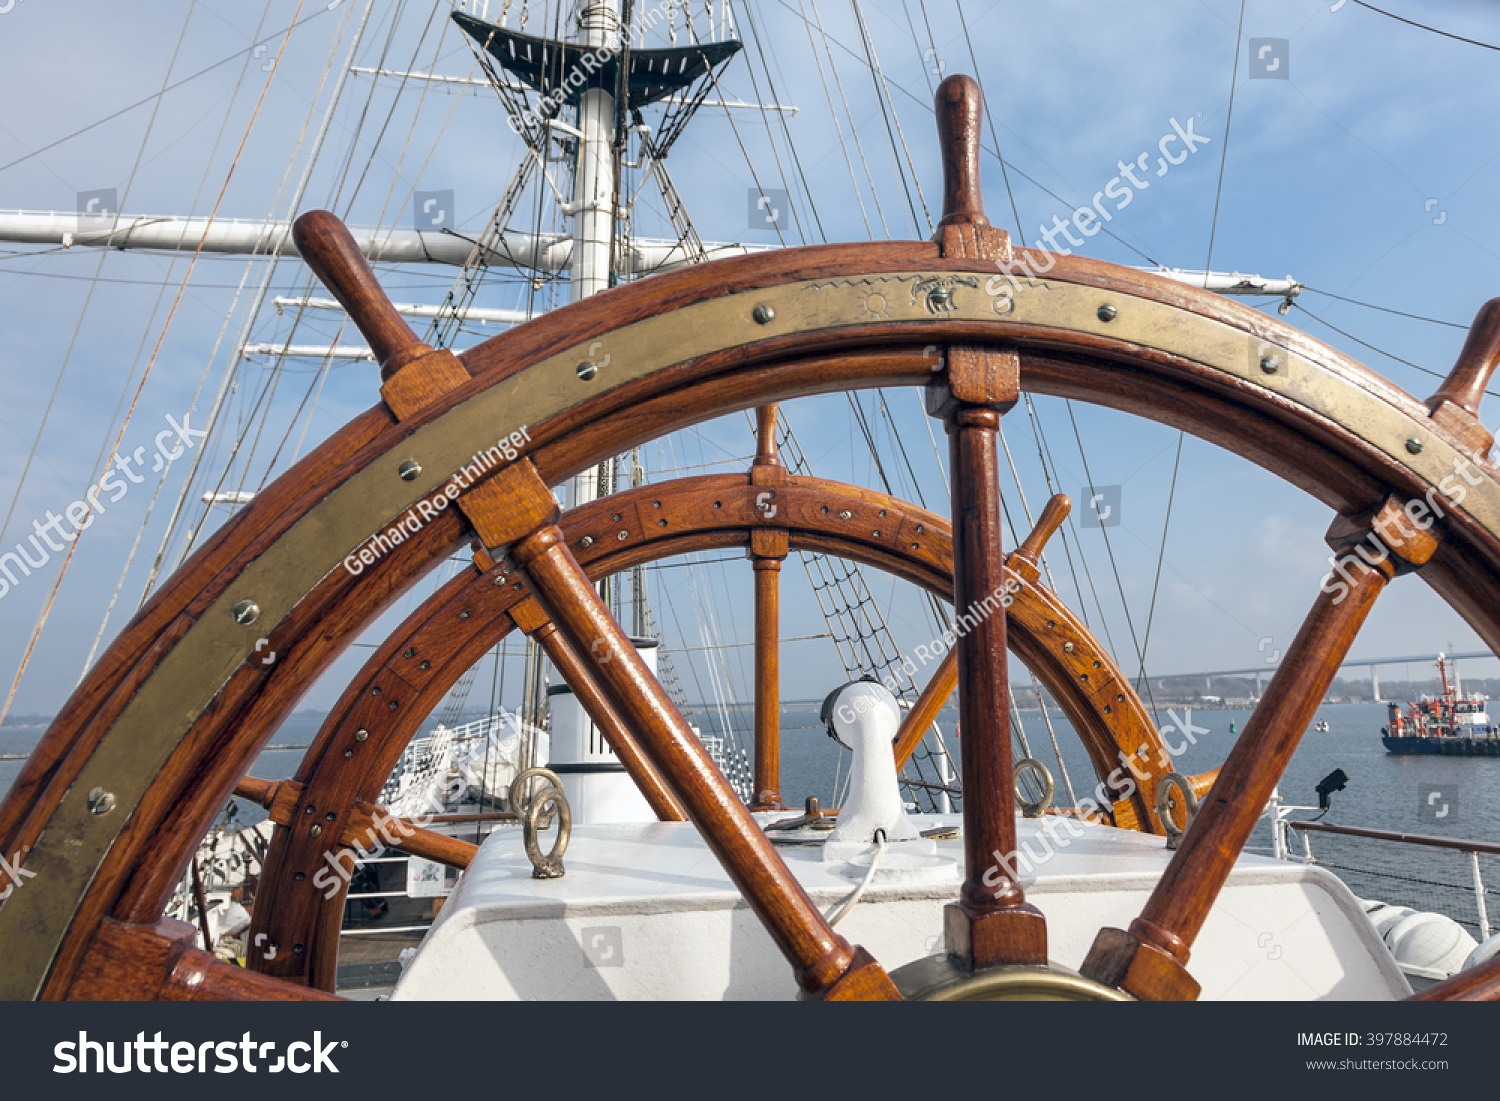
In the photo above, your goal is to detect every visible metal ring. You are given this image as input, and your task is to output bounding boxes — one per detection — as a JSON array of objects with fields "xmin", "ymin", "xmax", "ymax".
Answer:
[
  {"xmin": 522, "ymin": 785, "xmax": 571, "ymax": 879},
  {"xmin": 1155, "ymin": 773, "xmax": 1199, "ymax": 850},
  {"xmin": 510, "ymin": 766, "xmax": 564, "ymax": 822},
  {"xmin": 1013, "ymin": 757, "xmax": 1055, "ymax": 818}
]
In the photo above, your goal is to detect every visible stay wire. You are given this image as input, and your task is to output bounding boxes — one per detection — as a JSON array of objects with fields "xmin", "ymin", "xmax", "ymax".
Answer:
[
  {"xmin": 1134, "ymin": 432, "xmax": 1183, "ymax": 722},
  {"xmin": 1302, "ymin": 285, "xmax": 1467, "ymax": 330},
  {"xmin": 956, "ymin": 0, "xmax": 1026, "ymax": 245},
  {"xmin": 0, "ymin": 6, "xmax": 347, "ymax": 176},
  {"xmin": 736, "ymin": 1, "xmax": 827, "ymax": 244},
  {"xmin": 768, "ymin": 0, "xmax": 1160, "ymax": 264},
  {"xmin": 1291, "ymin": 302, "xmax": 1436, "ymax": 379},
  {"xmin": 1350, "ymin": 1, "xmax": 1500, "ymax": 52},
  {"xmin": 0, "ymin": 1, "xmax": 312, "ymax": 727},
  {"xmin": 1063, "ymin": 400, "xmax": 1160, "ymax": 725},
  {"xmin": 1203, "ymin": 0, "xmax": 1247, "ymax": 279},
  {"xmin": 1024, "ymin": 395, "xmax": 1096, "ymax": 636},
  {"xmin": 846, "ymin": 0, "xmax": 920, "ymax": 235}
]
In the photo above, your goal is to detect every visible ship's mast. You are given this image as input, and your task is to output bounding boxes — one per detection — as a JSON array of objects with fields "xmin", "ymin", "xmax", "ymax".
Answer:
[
  {"xmin": 567, "ymin": 0, "xmax": 618, "ymax": 541},
  {"xmin": 570, "ymin": 0, "xmax": 619, "ymax": 304}
]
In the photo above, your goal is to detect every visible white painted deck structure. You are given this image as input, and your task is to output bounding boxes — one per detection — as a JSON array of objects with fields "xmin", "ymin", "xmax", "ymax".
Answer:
[{"xmin": 393, "ymin": 813, "xmax": 1410, "ymax": 1001}]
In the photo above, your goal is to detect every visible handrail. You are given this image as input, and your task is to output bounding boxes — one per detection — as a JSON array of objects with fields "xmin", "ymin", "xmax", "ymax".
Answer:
[{"xmin": 1287, "ymin": 819, "xmax": 1500, "ymax": 858}]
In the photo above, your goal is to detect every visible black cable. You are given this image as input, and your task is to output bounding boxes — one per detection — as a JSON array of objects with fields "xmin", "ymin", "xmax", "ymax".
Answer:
[
  {"xmin": 1293, "ymin": 305, "xmax": 1500, "ymax": 404},
  {"xmin": 1065, "ymin": 399, "xmax": 1160, "ymax": 726},
  {"xmin": 1351, "ymin": 1, "xmax": 1500, "ymax": 53},
  {"xmin": 1291, "ymin": 302, "xmax": 1436, "ymax": 377},
  {"xmin": 1204, "ymin": 0, "xmax": 1247, "ymax": 277},
  {"xmin": 1135, "ymin": 432, "xmax": 1183, "ymax": 707},
  {"xmin": 955, "ymin": 0, "xmax": 1026, "ymax": 246},
  {"xmin": 1303, "ymin": 285, "xmax": 1468, "ymax": 330}
]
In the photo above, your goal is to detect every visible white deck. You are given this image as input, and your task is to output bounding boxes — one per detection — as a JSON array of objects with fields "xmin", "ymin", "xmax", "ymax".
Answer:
[{"xmin": 392, "ymin": 814, "xmax": 1411, "ymax": 1000}]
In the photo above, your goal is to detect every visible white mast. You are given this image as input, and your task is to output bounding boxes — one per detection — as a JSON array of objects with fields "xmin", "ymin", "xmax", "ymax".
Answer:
[
  {"xmin": 567, "ymin": 0, "xmax": 622, "ymax": 514},
  {"xmin": 569, "ymin": 0, "xmax": 620, "ymax": 304}
]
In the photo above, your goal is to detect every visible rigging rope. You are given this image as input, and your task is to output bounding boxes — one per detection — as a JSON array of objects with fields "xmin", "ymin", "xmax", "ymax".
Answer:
[
  {"xmin": 1, "ymin": 1, "xmax": 313, "ymax": 725},
  {"xmin": 1135, "ymin": 431, "xmax": 1183, "ymax": 700},
  {"xmin": 954, "ymin": 0, "xmax": 1026, "ymax": 246},
  {"xmin": 1063, "ymin": 400, "xmax": 1163, "ymax": 727},
  {"xmin": 1203, "ymin": 0, "xmax": 1246, "ymax": 280},
  {"xmin": 847, "ymin": 0, "xmax": 925, "ymax": 236},
  {"xmin": 150, "ymin": 0, "xmax": 382, "ymax": 587},
  {"xmin": 1350, "ymin": 0, "xmax": 1500, "ymax": 52}
]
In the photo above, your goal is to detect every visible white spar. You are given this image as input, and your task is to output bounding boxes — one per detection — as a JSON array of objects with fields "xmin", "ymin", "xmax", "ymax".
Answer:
[{"xmin": 0, "ymin": 210, "xmax": 764, "ymax": 273}]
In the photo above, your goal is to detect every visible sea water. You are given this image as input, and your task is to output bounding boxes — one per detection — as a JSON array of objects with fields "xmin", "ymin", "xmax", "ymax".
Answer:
[{"xmin": 4, "ymin": 700, "xmax": 1496, "ymax": 871}]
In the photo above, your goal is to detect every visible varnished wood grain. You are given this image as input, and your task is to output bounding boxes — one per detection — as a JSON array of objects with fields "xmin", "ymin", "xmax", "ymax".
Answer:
[
  {"xmin": 932, "ymin": 75, "xmax": 990, "ymax": 234},
  {"xmin": 1427, "ymin": 298, "xmax": 1500, "ymax": 419},
  {"xmin": 526, "ymin": 613, "xmax": 688, "ymax": 821},
  {"xmin": 293, "ymin": 210, "xmax": 429, "ymax": 379},
  {"xmin": 69, "ymin": 919, "xmax": 339, "ymax": 1001},
  {"xmin": 247, "ymin": 475, "xmax": 1173, "ymax": 987},
  {"xmin": 512, "ymin": 522, "xmax": 896, "ymax": 997},
  {"xmin": 943, "ymin": 401, "xmax": 1046, "ymax": 966},
  {"xmin": 751, "ymin": 559, "xmax": 784, "ymax": 809},
  {"xmin": 10, "ymin": 181, "xmax": 1500, "ymax": 1001},
  {"xmin": 893, "ymin": 646, "xmax": 958, "ymax": 771},
  {"xmin": 1083, "ymin": 499, "xmax": 1438, "ymax": 998}
]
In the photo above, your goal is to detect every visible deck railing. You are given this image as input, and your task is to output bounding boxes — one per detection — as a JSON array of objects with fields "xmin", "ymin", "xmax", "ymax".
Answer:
[{"xmin": 1285, "ymin": 819, "xmax": 1497, "ymax": 942}]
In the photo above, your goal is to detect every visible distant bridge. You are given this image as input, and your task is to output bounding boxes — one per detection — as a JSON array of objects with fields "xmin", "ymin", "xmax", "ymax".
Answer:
[{"xmin": 1150, "ymin": 650, "xmax": 1494, "ymax": 702}]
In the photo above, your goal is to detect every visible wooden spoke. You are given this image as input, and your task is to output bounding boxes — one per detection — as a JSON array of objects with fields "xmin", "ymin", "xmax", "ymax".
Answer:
[
  {"xmin": 1424, "ymin": 297, "xmax": 1500, "ymax": 458},
  {"xmin": 750, "ymin": 403, "xmax": 788, "ymax": 810},
  {"xmin": 927, "ymin": 76, "xmax": 1044, "ymax": 970},
  {"xmin": 893, "ymin": 646, "xmax": 958, "ymax": 771},
  {"xmin": 1082, "ymin": 497, "xmax": 1442, "ymax": 999},
  {"xmin": 490, "ymin": 462, "xmax": 898, "ymax": 999},
  {"xmin": 935, "ymin": 362, "xmax": 1046, "ymax": 967},
  {"xmin": 892, "ymin": 494, "xmax": 1070, "ymax": 774},
  {"xmin": 292, "ymin": 211, "xmax": 470, "ymax": 416},
  {"xmin": 246, "ymin": 474, "xmax": 1174, "ymax": 988},
  {"xmin": 235, "ymin": 776, "xmax": 480, "ymax": 870},
  {"xmin": 501, "ymin": 584, "xmax": 687, "ymax": 822},
  {"xmin": 70, "ymin": 918, "xmax": 339, "ymax": 1001}
]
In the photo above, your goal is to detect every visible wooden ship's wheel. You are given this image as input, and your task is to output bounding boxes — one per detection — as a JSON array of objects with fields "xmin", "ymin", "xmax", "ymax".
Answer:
[
  {"xmin": 238, "ymin": 471, "xmax": 1210, "ymax": 991},
  {"xmin": 4, "ymin": 75, "xmax": 1500, "ymax": 1001}
]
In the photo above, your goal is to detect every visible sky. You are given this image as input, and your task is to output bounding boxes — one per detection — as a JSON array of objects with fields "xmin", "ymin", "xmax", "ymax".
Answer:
[{"xmin": 1, "ymin": 0, "xmax": 1499, "ymax": 720}]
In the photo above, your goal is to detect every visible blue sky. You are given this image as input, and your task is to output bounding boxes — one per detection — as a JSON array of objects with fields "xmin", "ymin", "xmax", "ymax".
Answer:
[{"xmin": 1, "ymin": 0, "xmax": 1498, "ymax": 717}]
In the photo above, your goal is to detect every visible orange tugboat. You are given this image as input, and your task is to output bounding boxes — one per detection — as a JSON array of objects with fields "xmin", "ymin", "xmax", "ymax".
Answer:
[{"xmin": 1382, "ymin": 655, "xmax": 1500, "ymax": 757}]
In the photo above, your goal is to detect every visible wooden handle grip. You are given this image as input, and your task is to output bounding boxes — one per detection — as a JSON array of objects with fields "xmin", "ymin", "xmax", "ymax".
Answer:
[
  {"xmin": 933, "ymin": 74, "xmax": 990, "ymax": 233},
  {"xmin": 1014, "ymin": 493, "xmax": 1071, "ymax": 563},
  {"xmin": 1429, "ymin": 297, "xmax": 1500, "ymax": 417},
  {"xmin": 292, "ymin": 210, "xmax": 428, "ymax": 379},
  {"xmin": 754, "ymin": 403, "xmax": 782, "ymax": 466}
]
